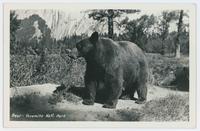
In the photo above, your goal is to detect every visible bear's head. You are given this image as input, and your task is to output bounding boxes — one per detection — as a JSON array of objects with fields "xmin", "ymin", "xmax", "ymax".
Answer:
[{"xmin": 75, "ymin": 32, "xmax": 99, "ymax": 58}]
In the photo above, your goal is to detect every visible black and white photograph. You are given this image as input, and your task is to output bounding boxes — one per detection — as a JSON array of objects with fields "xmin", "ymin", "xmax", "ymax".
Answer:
[{"xmin": 3, "ymin": 3, "xmax": 196, "ymax": 128}]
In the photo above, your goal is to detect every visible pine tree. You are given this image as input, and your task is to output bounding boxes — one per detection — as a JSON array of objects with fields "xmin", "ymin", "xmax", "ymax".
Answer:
[{"xmin": 88, "ymin": 9, "xmax": 140, "ymax": 39}]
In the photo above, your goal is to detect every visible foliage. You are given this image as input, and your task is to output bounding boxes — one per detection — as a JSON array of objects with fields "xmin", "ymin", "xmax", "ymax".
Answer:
[
  {"xmin": 10, "ymin": 53, "xmax": 189, "ymax": 91},
  {"xmin": 158, "ymin": 11, "xmax": 179, "ymax": 40},
  {"xmin": 88, "ymin": 9, "xmax": 140, "ymax": 38},
  {"xmin": 145, "ymin": 36, "xmax": 163, "ymax": 53},
  {"xmin": 88, "ymin": 9, "xmax": 140, "ymax": 21},
  {"xmin": 145, "ymin": 30, "xmax": 189, "ymax": 55},
  {"xmin": 157, "ymin": 11, "xmax": 179, "ymax": 55},
  {"xmin": 10, "ymin": 54, "xmax": 86, "ymax": 87},
  {"xmin": 120, "ymin": 15, "xmax": 156, "ymax": 50},
  {"xmin": 11, "ymin": 11, "xmax": 189, "ymax": 56},
  {"xmin": 146, "ymin": 53, "xmax": 189, "ymax": 90},
  {"xmin": 10, "ymin": 11, "xmax": 21, "ymax": 54},
  {"xmin": 10, "ymin": 11, "xmax": 21, "ymax": 42}
]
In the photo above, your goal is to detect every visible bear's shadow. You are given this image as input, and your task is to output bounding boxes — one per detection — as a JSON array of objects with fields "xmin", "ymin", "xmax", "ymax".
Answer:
[
  {"xmin": 54, "ymin": 84, "xmax": 137, "ymax": 104},
  {"xmin": 68, "ymin": 86, "xmax": 110, "ymax": 104}
]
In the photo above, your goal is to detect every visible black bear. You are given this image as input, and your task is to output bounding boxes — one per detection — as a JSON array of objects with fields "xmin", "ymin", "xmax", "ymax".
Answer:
[{"xmin": 75, "ymin": 32, "xmax": 148, "ymax": 109}]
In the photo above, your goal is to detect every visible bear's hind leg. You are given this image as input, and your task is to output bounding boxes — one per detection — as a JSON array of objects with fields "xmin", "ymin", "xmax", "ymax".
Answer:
[
  {"xmin": 130, "ymin": 88, "xmax": 138, "ymax": 101},
  {"xmin": 135, "ymin": 83, "xmax": 147, "ymax": 104},
  {"xmin": 135, "ymin": 63, "xmax": 148, "ymax": 104}
]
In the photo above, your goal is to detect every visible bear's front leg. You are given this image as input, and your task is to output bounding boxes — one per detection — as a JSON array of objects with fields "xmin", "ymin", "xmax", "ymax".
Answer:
[
  {"xmin": 103, "ymin": 72, "xmax": 123, "ymax": 109},
  {"xmin": 82, "ymin": 81, "xmax": 96, "ymax": 105}
]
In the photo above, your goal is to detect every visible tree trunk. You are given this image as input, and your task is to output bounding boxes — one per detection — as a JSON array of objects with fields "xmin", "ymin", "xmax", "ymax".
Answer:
[
  {"xmin": 161, "ymin": 40, "xmax": 165, "ymax": 55},
  {"xmin": 176, "ymin": 44, "xmax": 181, "ymax": 58},
  {"xmin": 107, "ymin": 10, "xmax": 114, "ymax": 39},
  {"xmin": 175, "ymin": 10, "xmax": 183, "ymax": 58}
]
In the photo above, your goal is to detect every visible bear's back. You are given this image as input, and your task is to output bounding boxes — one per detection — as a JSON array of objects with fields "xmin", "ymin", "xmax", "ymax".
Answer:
[
  {"xmin": 117, "ymin": 41, "xmax": 146, "ymax": 61},
  {"xmin": 99, "ymin": 38, "xmax": 147, "ymax": 62},
  {"xmin": 100, "ymin": 38, "xmax": 143, "ymax": 53}
]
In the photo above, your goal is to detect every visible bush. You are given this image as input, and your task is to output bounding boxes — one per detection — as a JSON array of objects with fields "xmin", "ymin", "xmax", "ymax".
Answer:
[
  {"xmin": 146, "ymin": 53, "xmax": 189, "ymax": 90},
  {"xmin": 172, "ymin": 66, "xmax": 189, "ymax": 91},
  {"xmin": 140, "ymin": 94, "xmax": 189, "ymax": 121},
  {"xmin": 10, "ymin": 92, "xmax": 50, "ymax": 113},
  {"xmin": 10, "ymin": 54, "xmax": 86, "ymax": 87},
  {"xmin": 10, "ymin": 53, "xmax": 189, "ymax": 91}
]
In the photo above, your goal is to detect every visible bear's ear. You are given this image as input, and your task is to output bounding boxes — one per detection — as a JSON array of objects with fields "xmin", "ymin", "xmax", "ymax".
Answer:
[{"xmin": 90, "ymin": 32, "xmax": 99, "ymax": 44}]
